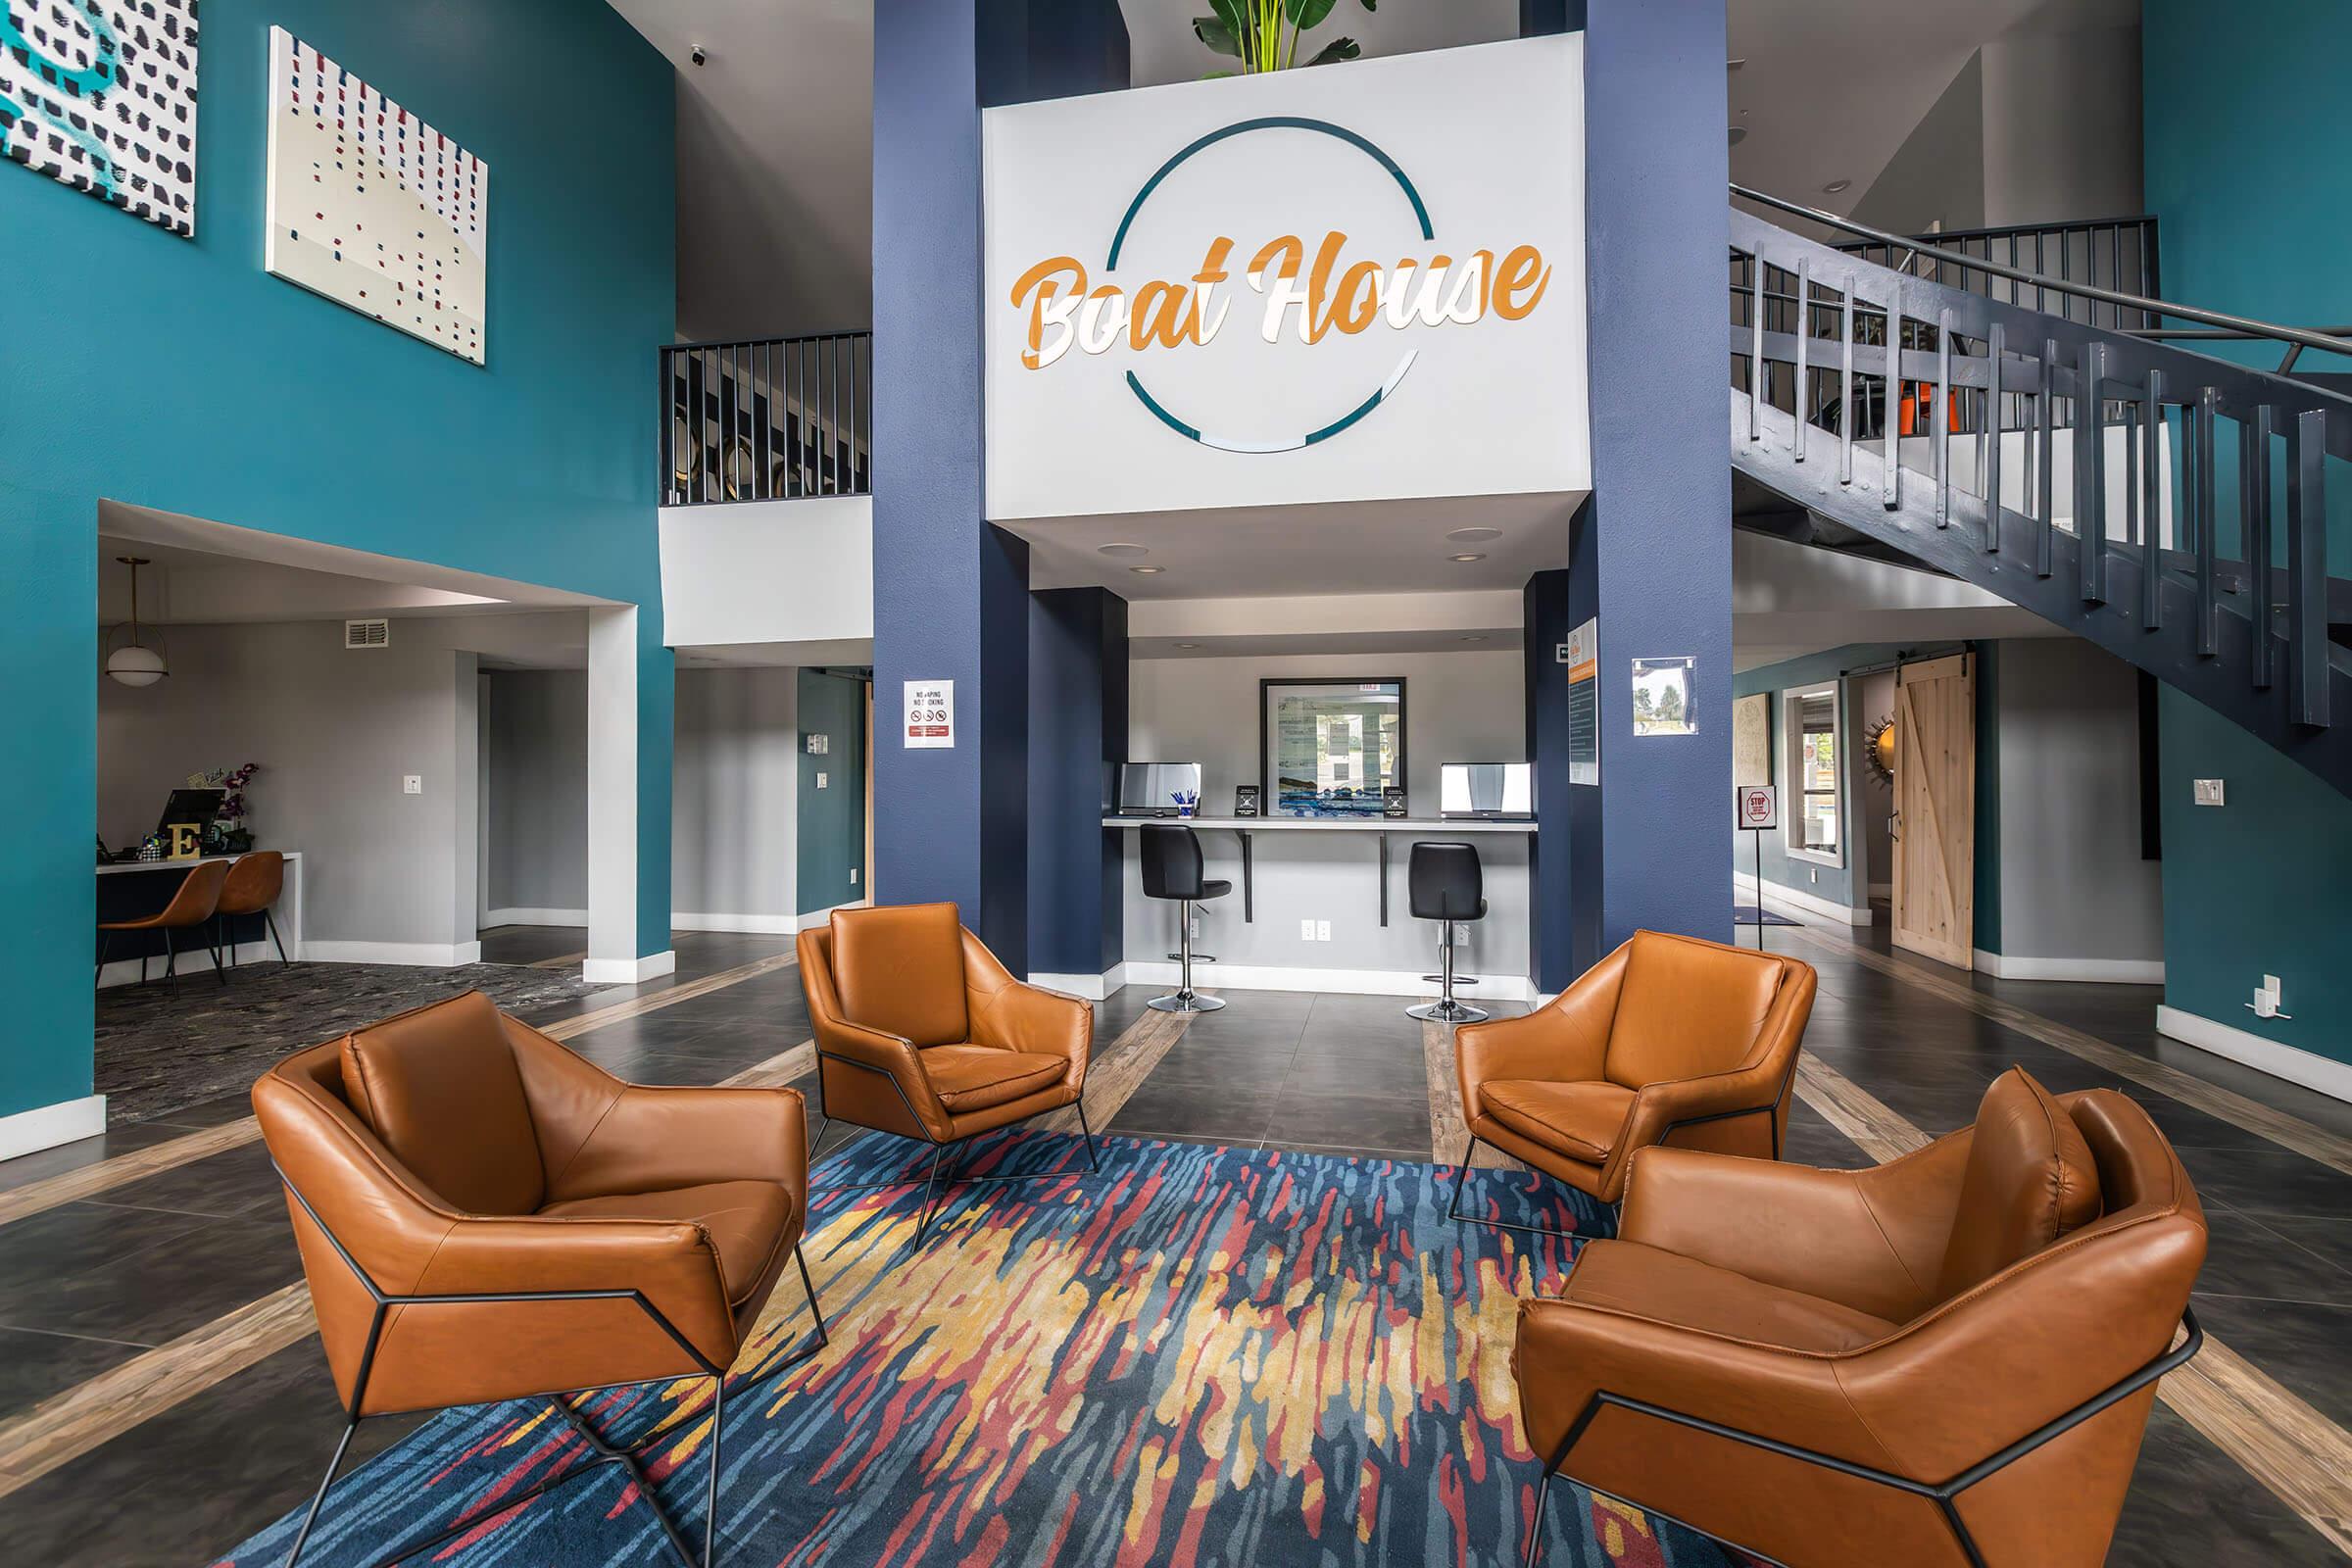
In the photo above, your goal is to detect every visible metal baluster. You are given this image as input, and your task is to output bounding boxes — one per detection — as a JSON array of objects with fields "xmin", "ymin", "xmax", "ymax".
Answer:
[
  {"xmin": 848, "ymin": 335, "xmax": 862, "ymax": 493},
  {"xmin": 1885, "ymin": 306, "xmax": 1902, "ymax": 509},
  {"xmin": 2140, "ymin": 369, "xmax": 2164, "ymax": 630},
  {"xmin": 2245, "ymin": 406, "xmax": 2275, "ymax": 689},
  {"xmin": 2035, "ymin": 339, "xmax": 2056, "ymax": 576},
  {"xmin": 658, "ymin": 348, "xmax": 673, "ymax": 505},
  {"xmin": 1748, "ymin": 255, "xmax": 1765, "ymax": 441},
  {"xmin": 1838, "ymin": 285, "xmax": 1855, "ymax": 485},
  {"xmin": 2078, "ymin": 341, "xmax": 2106, "ymax": 602},
  {"xmin": 1934, "ymin": 309, "xmax": 1951, "ymax": 524},
  {"xmin": 789, "ymin": 339, "xmax": 806, "ymax": 497},
  {"xmin": 755, "ymin": 342, "xmax": 772, "ymax": 501},
  {"xmin": 2286, "ymin": 410, "xmax": 2328, "ymax": 726},
  {"xmin": 1792, "ymin": 261, "xmax": 1809, "ymax": 461},
  {"xmin": 828, "ymin": 335, "xmax": 844, "ymax": 496},
  {"xmin": 2193, "ymin": 388, "xmax": 2219, "ymax": 656},
  {"xmin": 1984, "ymin": 322, "xmax": 2003, "ymax": 552}
]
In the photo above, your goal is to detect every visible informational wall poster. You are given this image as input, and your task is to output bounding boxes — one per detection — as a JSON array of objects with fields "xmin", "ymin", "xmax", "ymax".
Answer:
[
  {"xmin": 1563, "ymin": 616, "xmax": 1598, "ymax": 787},
  {"xmin": 982, "ymin": 34, "xmax": 1590, "ymax": 520},
  {"xmin": 903, "ymin": 680, "xmax": 955, "ymax": 749},
  {"xmin": 1632, "ymin": 657, "xmax": 1696, "ymax": 737}
]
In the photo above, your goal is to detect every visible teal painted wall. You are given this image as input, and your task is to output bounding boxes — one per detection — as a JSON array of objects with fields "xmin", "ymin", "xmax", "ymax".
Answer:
[
  {"xmin": 2158, "ymin": 691, "xmax": 2352, "ymax": 1063},
  {"xmin": 2143, "ymin": 0, "xmax": 2352, "ymax": 1057},
  {"xmin": 1732, "ymin": 645, "xmax": 1909, "ymax": 911},
  {"xmin": 1, "ymin": 0, "xmax": 676, "ymax": 1120},
  {"xmin": 797, "ymin": 672, "xmax": 868, "ymax": 915}
]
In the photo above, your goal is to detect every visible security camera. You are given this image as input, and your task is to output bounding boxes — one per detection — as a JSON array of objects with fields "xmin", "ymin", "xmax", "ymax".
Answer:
[{"xmin": 690, "ymin": 45, "xmax": 707, "ymax": 66}]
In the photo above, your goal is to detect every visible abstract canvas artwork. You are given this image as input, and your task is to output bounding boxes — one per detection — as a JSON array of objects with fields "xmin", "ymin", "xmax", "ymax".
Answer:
[
  {"xmin": 264, "ymin": 27, "xmax": 487, "ymax": 365},
  {"xmin": 0, "ymin": 0, "xmax": 200, "ymax": 235}
]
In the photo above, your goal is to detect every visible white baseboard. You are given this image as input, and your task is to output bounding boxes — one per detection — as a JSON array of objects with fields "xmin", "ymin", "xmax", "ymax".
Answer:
[
  {"xmin": 585, "ymin": 950, "xmax": 678, "ymax": 985},
  {"xmin": 1974, "ymin": 950, "xmax": 2165, "ymax": 984},
  {"xmin": 671, "ymin": 911, "xmax": 799, "ymax": 935},
  {"xmin": 0, "ymin": 1093, "xmax": 107, "ymax": 1161},
  {"xmin": 302, "ymin": 940, "xmax": 482, "ymax": 967},
  {"xmin": 1120, "ymin": 960, "xmax": 1538, "ymax": 1004},
  {"xmin": 2156, "ymin": 1004, "xmax": 2352, "ymax": 1106},
  {"xmin": 484, "ymin": 906, "xmax": 589, "ymax": 929},
  {"xmin": 1734, "ymin": 870, "xmax": 1871, "ymax": 926},
  {"xmin": 1027, "ymin": 962, "xmax": 1131, "ymax": 1002},
  {"xmin": 97, "ymin": 939, "xmax": 287, "ymax": 990}
]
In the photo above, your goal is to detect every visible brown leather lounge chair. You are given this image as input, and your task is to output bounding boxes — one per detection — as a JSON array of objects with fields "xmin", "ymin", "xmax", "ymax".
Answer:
[
  {"xmin": 798, "ymin": 902, "xmax": 1096, "ymax": 1243},
  {"xmin": 253, "ymin": 990, "xmax": 826, "ymax": 1568},
  {"xmin": 1450, "ymin": 930, "xmax": 1816, "ymax": 1231},
  {"xmin": 1511, "ymin": 1067, "xmax": 2208, "ymax": 1568}
]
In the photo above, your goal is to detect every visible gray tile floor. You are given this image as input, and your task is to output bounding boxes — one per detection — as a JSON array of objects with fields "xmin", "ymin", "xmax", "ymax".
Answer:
[{"xmin": 0, "ymin": 921, "xmax": 2343, "ymax": 1564}]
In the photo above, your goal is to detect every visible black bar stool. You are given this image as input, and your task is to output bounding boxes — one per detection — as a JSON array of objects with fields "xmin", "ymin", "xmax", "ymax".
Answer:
[
  {"xmin": 1406, "ymin": 841, "xmax": 1488, "ymax": 1023},
  {"xmin": 1142, "ymin": 824, "xmax": 1229, "ymax": 1014}
]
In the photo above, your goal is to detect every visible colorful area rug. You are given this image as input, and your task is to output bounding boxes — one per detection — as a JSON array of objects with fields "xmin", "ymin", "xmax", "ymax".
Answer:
[{"xmin": 217, "ymin": 1131, "xmax": 1739, "ymax": 1567}]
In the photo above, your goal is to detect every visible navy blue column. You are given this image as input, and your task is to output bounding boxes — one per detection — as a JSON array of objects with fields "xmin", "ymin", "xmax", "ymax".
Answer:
[
  {"xmin": 1569, "ymin": 0, "xmax": 1734, "ymax": 963},
  {"xmin": 1519, "ymin": 0, "xmax": 1588, "ymax": 37},
  {"xmin": 1028, "ymin": 588, "xmax": 1129, "ymax": 980},
  {"xmin": 871, "ymin": 0, "xmax": 1127, "ymax": 969},
  {"xmin": 1524, "ymin": 567, "xmax": 1578, "ymax": 992}
]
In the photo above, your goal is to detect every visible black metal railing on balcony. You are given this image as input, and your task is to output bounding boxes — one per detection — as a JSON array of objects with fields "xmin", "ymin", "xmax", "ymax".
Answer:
[
  {"xmin": 1829, "ymin": 214, "xmax": 2161, "ymax": 333},
  {"xmin": 661, "ymin": 332, "xmax": 871, "ymax": 506}
]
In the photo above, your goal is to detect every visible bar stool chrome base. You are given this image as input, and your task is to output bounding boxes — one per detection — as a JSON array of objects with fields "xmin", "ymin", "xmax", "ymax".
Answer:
[
  {"xmin": 1408, "ymin": 996, "xmax": 1490, "ymax": 1024},
  {"xmin": 1149, "ymin": 989, "xmax": 1227, "ymax": 1013}
]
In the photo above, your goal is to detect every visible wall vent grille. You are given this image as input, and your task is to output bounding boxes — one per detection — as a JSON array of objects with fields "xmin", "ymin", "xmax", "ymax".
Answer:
[{"xmin": 344, "ymin": 618, "xmax": 390, "ymax": 650}]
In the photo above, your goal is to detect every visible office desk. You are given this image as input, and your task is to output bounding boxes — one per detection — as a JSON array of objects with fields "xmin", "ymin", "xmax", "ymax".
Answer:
[
  {"xmin": 1102, "ymin": 816, "xmax": 1535, "ymax": 926},
  {"xmin": 97, "ymin": 852, "xmax": 304, "ymax": 986}
]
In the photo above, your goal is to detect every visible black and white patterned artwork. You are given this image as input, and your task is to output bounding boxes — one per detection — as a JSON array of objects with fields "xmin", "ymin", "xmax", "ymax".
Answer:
[
  {"xmin": 0, "ymin": 0, "xmax": 200, "ymax": 236},
  {"xmin": 264, "ymin": 27, "xmax": 488, "ymax": 365}
]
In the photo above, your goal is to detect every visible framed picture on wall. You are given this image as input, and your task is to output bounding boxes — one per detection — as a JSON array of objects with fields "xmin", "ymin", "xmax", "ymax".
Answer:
[{"xmin": 1258, "ymin": 679, "xmax": 1407, "ymax": 818}]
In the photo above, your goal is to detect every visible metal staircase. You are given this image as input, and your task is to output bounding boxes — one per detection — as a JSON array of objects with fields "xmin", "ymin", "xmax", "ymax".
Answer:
[{"xmin": 1728, "ymin": 187, "xmax": 2352, "ymax": 800}]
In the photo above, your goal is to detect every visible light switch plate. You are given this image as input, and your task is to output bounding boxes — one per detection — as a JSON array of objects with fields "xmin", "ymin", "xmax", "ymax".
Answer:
[
  {"xmin": 402, "ymin": 775, "xmax": 422, "ymax": 795},
  {"xmin": 2193, "ymin": 778, "xmax": 2225, "ymax": 807},
  {"xmin": 816, "ymin": 772, "xmax": 828, "ymax": 789}
]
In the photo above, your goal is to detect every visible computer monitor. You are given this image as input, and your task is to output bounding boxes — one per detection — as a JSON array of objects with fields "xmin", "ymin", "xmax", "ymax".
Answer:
[
  {"xmin": 1115, "ymin": 762, "xmax": 1202, "ymax": 817},
  {"xmin": 1440, "ymin": 762, "xmax": 1534, "ymax": 819},
  {"xmin": 156, "ymin": 787, "xmax": 224, "ymax": 839}
]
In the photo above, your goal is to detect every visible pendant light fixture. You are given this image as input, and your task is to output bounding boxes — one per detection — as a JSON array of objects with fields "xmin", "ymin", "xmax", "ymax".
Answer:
[{"xmin": 105, "ymin": 556, "xmax": 169, "ymax": 688}]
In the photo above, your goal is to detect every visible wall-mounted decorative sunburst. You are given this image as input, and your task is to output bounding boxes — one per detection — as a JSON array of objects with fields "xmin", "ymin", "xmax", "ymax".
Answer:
[{"xmin": 1865, "ymin": 713, "xmax": 1897, "ymax": 789}]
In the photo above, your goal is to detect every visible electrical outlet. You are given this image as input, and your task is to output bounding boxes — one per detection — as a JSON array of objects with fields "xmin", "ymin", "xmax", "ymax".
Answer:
[
  {"xmin": 402, "ymin": 774, "xmax": 422, "ymax": 795},
  {"xmin": 1300, "ymin": 918, "xmax": 1316, "ymax": 942},
  {"xmin": 850, "ymin": 868, "xmax": 858, "ymax": 885},
  {"xmin": 1316, "ymin": 919, "xmax": 1332, "ymax": 943},
  {"xmin": 2194, "ymin": 778, "xmax": 2226, "ymax": 807},
  {"xmin": 1808, "ymin": 867, "xmax": 1818, "ymax": 885}
]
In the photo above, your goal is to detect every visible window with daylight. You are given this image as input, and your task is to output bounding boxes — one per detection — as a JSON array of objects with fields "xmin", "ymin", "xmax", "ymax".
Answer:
[{"xmin": 1783, "ymin": 683, "xmax": 1842, "ymax": 864}]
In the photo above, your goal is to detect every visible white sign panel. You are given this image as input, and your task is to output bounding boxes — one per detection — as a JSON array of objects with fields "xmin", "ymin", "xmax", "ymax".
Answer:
[
  {"xmin": 903, "ymin": 680, "xmax": 955, "ymax": 750},
  {"xmin": 982, "ymin": 34, "xmax": 1590, "ymax": 520},
  {"xmin": 1737, "ymin": 784, "xmax": 1779, "ymax": 831}
]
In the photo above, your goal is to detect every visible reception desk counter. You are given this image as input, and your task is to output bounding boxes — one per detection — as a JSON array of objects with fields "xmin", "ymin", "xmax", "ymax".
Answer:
[{"xmin": 1104, "ymin": 815, "xmax": 1533, "ymax": 926}]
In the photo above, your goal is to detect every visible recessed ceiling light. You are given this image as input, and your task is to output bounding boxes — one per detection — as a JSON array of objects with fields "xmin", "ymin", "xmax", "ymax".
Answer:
[
  {"xmin": 1129, "ymin": 564, "xmax": 1164, "ymax": 575},
  {"xmin": 1822, "ymin": 178, "xmax": 1852, "ymax": 195},
  {"xmin": 1446, "ymin": 526, "xmax": 1502, "ymax": 543},
  {"xmin": 1097, "ymin": 543, "xmax": 1149, "ymax": 557},
  {"xmin": 1175, "ymin": 642, "xmax": 1200, "ymax": 650},
  {"xmin": 1448, "ymin": 553, "xmax": 1487, "ymax": 564}
]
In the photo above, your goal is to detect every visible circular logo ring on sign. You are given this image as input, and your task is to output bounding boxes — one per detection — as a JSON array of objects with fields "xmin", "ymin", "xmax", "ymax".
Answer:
[{"xmin": 1108, "ymin": 116, "xmax": 1431, "ymax": 455}]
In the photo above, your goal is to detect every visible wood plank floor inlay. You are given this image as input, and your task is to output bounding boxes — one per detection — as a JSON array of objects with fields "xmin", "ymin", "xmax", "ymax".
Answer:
[
  {"xmin": 1788, "ymin": 927, "xmax": 2352, "ymax": 1181},
  {"xmin": 1034, "ymin": 1005, "xmax": 1192, "ymax": 1134},
  {"xmin": 1421, "ymin": 1020, "xmax": 1525, "ymax": 1172},
  {"xmin": 0, "ymin": 950, "xmax": 804, "ymax": 1232},
  {"xmin": 1790, "ymin": 1049, "xmax": 2352, "ymax": 1556}
]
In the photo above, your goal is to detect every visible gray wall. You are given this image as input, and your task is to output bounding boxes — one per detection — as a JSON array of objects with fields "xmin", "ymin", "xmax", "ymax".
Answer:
[
  {"xmin": 480, "ymin": 669, "xmax": 590, "ymax": 917},
  {"xmin": 1854, "ymin": 668, "xmax": 1897, "ymax": 898},
  {"xmin": 1992, "ymin": 638, "xmax": 2163, "ymax": 964},
  {"xmin": 1980, "ymin": 23, "xmax": 2142, "ymax": 226},
  {"xmin": 97, "ymin": 621, "xmax": 475, "ymax": 951},
  {"xmin": 481, "ymin": 665, "xmax": 805, "ymax": 926},
  {"xmin": 1852, "ymin": 53, "xmax": 1987, "ymax": 235}
]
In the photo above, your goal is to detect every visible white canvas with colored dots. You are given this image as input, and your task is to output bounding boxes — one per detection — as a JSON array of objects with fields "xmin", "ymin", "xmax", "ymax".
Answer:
[{"xmin": 264, "ymin": 26, "xmax": 487, "ymax": 366}]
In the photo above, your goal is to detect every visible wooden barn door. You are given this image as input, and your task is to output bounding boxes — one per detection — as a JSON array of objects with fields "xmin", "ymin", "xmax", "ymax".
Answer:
[{"xmin": 1890, "ymin": 653, "xmax": 1976, "ymax": 968}]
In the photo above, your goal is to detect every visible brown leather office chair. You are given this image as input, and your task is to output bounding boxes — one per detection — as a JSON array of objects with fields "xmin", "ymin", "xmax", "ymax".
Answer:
[
  {"xmin": 1450, "ymin": 930, "xmax": 1816, "ymax": 1228},
  {"xmin": 1511, "ymin": 1068, "xmax": 2207, "ymax": 1568},
  {"xmin": 96, "ymin": 858, "xmax": 230, "ymax": 992},
  {"xmin": 216, "ymin": 850, "xmax": 291, "ymax": 966},
  {"xmin": 798, "ymin": 902, "xmax": 1096, "ymax": 1243},
  {"xmin": 253, "ymin": 990, "xmax": 825, "ymax": 1568}
]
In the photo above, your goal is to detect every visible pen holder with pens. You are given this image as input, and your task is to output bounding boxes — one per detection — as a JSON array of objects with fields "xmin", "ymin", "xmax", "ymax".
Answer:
[{"xmin": 1171, "ymin": 789, "xmax": 1199, "ymax": 819}]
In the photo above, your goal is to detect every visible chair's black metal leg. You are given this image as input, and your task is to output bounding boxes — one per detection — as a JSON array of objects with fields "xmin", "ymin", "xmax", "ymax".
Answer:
[
  {"xmin": 164, "ymin": 928, "xmax": 177, "ymax": 996},
  {"xmin": 912, "ymin": 1144, "xmax": 948, "ymax": 1245},
  {"xmin": 208, "ymin": 926, "xmax": 227, "ymax": 984},
  {"xmin": 1523, "ymin": 1467, "xmax": 1554, "ymax": 1568},
  {"xmin": 795, "ymin": 1244, "xmax": 829, "ymax": 1351},
  {"xmin": 1446, "ymin": 1136, "xmax": 1477, "ymax": 1223},
  {"xmin": 546, "ymin": 1396, "xmax": 698, "ymax": 1568},
  {"xmin": 703, "ymin": 1372, "xmax": 725, "ymax": 1567},
  {"xmin": 809, "ymin": 1113, "xmax": 848, "ymax": 1164},
  {"xmin": 269, "ymin": 908, "xmax": 290, "ymax": 965},
  {"xmin": 281, "ymin": 1418, "xmax": 359, "ymax": 1568},
  {"xmin": 1447, "ymin": 1135, "xmax": 1586, "ymax": 1243},
  {"xmin": 1077, "ymin": 1100, "xmax": 1101, "ymax": 1173}
]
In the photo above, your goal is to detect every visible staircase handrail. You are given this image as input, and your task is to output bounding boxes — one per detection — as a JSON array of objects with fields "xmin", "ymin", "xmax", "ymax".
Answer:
[{"xmin": 1733, "ymin": 183, "xmax": 2352, "ymax": 370}]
